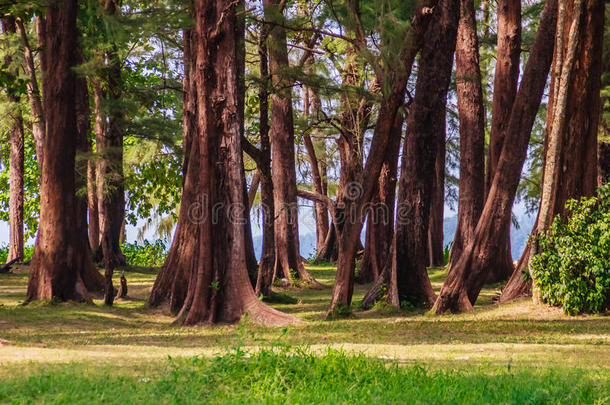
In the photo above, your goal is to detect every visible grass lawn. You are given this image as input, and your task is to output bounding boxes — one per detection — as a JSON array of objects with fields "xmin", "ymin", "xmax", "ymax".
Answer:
[{"xmin": 0, "ymin": 264, "xmax": 608, "ymax": 403}]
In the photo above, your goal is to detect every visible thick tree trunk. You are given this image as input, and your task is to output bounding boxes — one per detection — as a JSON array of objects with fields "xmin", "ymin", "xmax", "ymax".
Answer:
[
  {"xmin": 2, "ymin": 17, "xmax": 25, "ymax": 263},
  {"xmin": 428, "ymin": 136, "xmax": 445, "ymax": 267},
  {"xmin": 358, "ymin": 113, "xmax": 403, "ymax": 284},
  {"xmin": 500, "ymin": 0, "xmax": 604, "ymax": 303},
  {"xmin": 483, "ymin": 0, "xmax": 521, "ymax": 282},
  {"xmin": 26, "ymin": 0, "xmax": 100, "ymax": 302},
  {"xmin": 433, "ymin": 0, "xmax": 558, "ymax": 314},
  {"xmin": 265, "ymin": 0, "xmax": 319, "ymax": 286},
  {"xmin": 449, "ymin": 0, "xmax": 486, "ymax": 270},
  {"xmin": 328, "ymin": 1, "xmax": 438, "ymax": 314},
  {"xmin": 173, "ymin": 0, "xmax": 297, "ymax": 326},
  {"xmin": 94, "ymin": 0, "xmax": 126, "ymax": 267},
  {"xmin": 390, "ymin": 0, "xmax": 459, "ymax": 308}
]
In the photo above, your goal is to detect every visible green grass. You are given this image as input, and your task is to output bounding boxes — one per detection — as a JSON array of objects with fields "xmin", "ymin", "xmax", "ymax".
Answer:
[
  {"xmin": 0, "ymin": 263, "xmax": 609, "ymax": 403},
  {"xmin": 1, "ymin": 348, "xmax": 608, "ymax": 404}
]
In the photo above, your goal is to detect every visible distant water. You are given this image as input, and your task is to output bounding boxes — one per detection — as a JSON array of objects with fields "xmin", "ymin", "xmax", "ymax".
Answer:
[{"xmin": 252, "ymin": 213, "xmax": 535, "ymax": 262}]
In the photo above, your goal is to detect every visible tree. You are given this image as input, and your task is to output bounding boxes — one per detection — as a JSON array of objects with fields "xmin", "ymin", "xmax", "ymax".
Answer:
[
  {"xmin": 167, "ymin": 0, "xmax": 296, "ymax": 326},
  {"xmin": 94, "ymin": 0, "xmax": 127, "ymax": 267},
  {"xmin": 264, "ymin": 0, "xmax": 319, "ymax": 286},
  {"xmin": 449, "ymin": 0, "xmax": 486, "ymax": 270},
  {"xmin": 500, "ymin": 0, "xmax": 604, "ymax": 303},
  {"xmin": 328, "ymin": 0, "xmax": 438, "ymax": 314},
  {"xmin": 2, "ymin": 17, "xmax": 25, "ymax": 263},
  {"xmin": 482, "ymin": 0, "xmax": 521, "ymax": 283},
  {"xmin": 26, "ymin": 0, "xmax": 103, "ymax": 302},
  {"xmin": 433, "ymin": 0, "xmax": 558, "ymax": 314},
  {"xmin": 428, "ymin": 142, "xmax": 445, "ymax": 268},
  {"xmin": 388, "ymin": 0, "xmax": 459, "ymax": 308}
]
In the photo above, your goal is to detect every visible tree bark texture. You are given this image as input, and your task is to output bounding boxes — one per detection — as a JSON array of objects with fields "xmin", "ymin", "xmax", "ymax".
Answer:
[
  {"xmin": 169, "ymin": 0, "xmax": 297, "ymax": 326},
  {"xmin": 2, "ymin": 17, "xmax": 25, "ymax": 263},
  {"xmin": 390, "ymin": 0, "xmax": 459, "ymax": 308},
  {"xmin": 433, "ymin": 0, "xmax": 558, "ymax": 314},
  {"xmin": 449, "ymin": 0, "xmax": 486, "ymax": 270},
  {"xmin": 26, "ymin": 0, "xmax": 102, "ymax": 302}
]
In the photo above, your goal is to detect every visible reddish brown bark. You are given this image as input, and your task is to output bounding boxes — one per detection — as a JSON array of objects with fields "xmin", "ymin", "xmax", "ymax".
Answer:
[
  {"xmin": 500, "ymin": 0, "xmax": 604, "ymax": 303},
  {"xmin": 433, "ymin": 0, "xmax": 558, "ymax": 314},
  {"xmin": 265, "ymin": 0, "xmax": 319, "ymax": 286},
  {"xmin": 599, "ymin": 142, "xmax": 610, "ymax": 186},
  {"xmin": 26, "ymin": 0, "xmax": 101, "ymax": 302},
  {"xmin": 173, "ymin": 0, "xmax": 296, "ymax": 326},
  {"xmin": 87, "ymin": 160, "xmax": 99, "ymax": 252},
  {"xmin": 15, "ymin": 17, "xmax": 45, "ymax": 170},
  {"xmin": 148, "ymin": 30, "xmax": 196, "ymax": 312},
  {"xmin": 428, "ymin": 135, "xmax": 445, "ymax": 268},
  {"xmin": 2, "ymin": 17, "xmax": 25, "ymax": 263},
  {"xmin": 328, "ymin": 1, "xmax": 438, "ymax": 313},
  {"xmin": 254, "ymin": 25, "xmax": 275, "ymax": 298},
  {"xmin": 482, "ymin": 0, "xmax": 522, "ymax": 282},
  {"xmin": 358, "ymin": 113, "xmax": 403, "ymax": 284},
  {"xmin": 94, "ymin": 0, "xmax": 126, "ymax": 267},
  {"xmin": 449, "ymin": 0, "xmax": 486, "ymax": 270},
  {"xmin": 390, "ymin": 0, "xmax": 459, "ymax": 308}
]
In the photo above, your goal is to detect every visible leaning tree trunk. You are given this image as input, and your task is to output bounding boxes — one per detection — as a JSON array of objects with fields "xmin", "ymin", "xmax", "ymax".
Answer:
[
  {"xmin": 482, "ymin": 0, "xmax": 521, "ymax": 283},
  {"xmin": 358, "ymin": 113, "xmax": 403, "ymax": 284},
  {"xmin": 389, "ymin": 0, "xmax": 459, "ymax": 308},
  {"xmin": 328, "ymin": 1, "xmax": 438, "ymax": 314},
  {"xmin": 173, "ymin": 0, "xmax": 297, "ymax": 326},
  {"xmin": 449, "ymin": 0, "xmax": 486, "ymax": 271},
  {"xmin": 2, "ymin": 17, "xmax": 25, "ymax": 263},
  {"xmin": 500, "ymin": 0, "xmax": 604, "ymax": 303},
  {"xmin": 432, "ymin": 0, "xmax": 558, "ymax": 314},
  {"xmin": 428, "ymin": 135, "xmax": 445, "ymax": 268},
  {"xmin": 265, "ymin": 0, "xmax": 319, "ymax": 286},
  {"xmin": 26, "ymin": 0, "xmax": 101, "ymax": 302}
]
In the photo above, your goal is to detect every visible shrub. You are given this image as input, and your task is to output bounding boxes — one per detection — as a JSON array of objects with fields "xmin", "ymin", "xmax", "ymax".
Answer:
[
  {"xmin": 121, "ymin": 240, "xmax": 168, "ymax": 268},
  {"xmin": 531, "ymin": 184, "xmax": 610, "ymax": 315},
  {"xmin": 0, "ymin": 245, "xmax": 34, "ymax": 263}
]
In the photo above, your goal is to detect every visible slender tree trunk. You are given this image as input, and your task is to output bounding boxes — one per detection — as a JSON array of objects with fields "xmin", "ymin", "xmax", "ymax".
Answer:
[
  {"xmin": 433, "ymin": 0, "xmax": 558, "ymax": 314},
  {"xmin": 482, "ymin": 0, "xmax": 522, "ymax": 283},
  {"xmin": 95, "ymin": 0, "xmax": 126, "ymax": 267},
  {"xmin": 255, "ymin": 25, "xmax": 276, "ymax": 298},
  {"xmin": 328, "ymin": 1, "xmax": 438, "ymax": 314},
  {"xmin": 428, "ymin": 137, "xmax": 445, "ymax": 267},
  {"xmin": 449, "ymin": 0, "xmax": 486, "ymax": 270},
  {"xmin": 148, "ymin": 29, "xmax": 196, "ymax": 312},
  {"xmin": 87, "ymin": 160, "xmax": 99, "ymax": 252},
  {"xmin": 15, "ymin": 17, "xmax": 45, "ymax": 170},
  {"xmin": 600, "ymin": 142, "xmax": 610, "ymax": 186},
  {"xmin": 174, "ymin": 0, "xmax": 297, "ymax": 326},
  {"xmin": 390, "ymin": 0, "xmax": 459, "ymax": 308},
  {"xmin": 2, "ymin": 17, "xmax": 25, "ymax": 263},
  {"xmin": 358, "ymin": 113, "xmax": 403, "ymax": 284},
  {"xmin": 264, "ymin": 0, "xmax": 319, "ymax": 286},
  {"xmin": 26, "ymin": 0, "xmax": 100, "ymax": 302},
  {"xmin": 500, "ymin": 0, "xmax": 604, "ymax": 303}
]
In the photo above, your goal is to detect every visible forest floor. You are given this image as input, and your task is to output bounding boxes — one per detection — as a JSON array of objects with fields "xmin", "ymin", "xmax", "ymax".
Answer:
[{"xmin": 0, "ymin": 264, "xmax": 609, "ymax": 403}]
